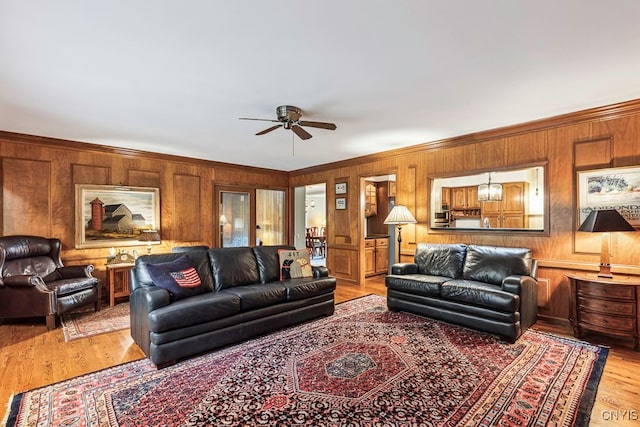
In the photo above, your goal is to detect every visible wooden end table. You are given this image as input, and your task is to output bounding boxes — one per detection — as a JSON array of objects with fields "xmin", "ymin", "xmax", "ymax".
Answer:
[{"xmin": 106, "ymin": 263, "xmax": 135, "ymax": 307}]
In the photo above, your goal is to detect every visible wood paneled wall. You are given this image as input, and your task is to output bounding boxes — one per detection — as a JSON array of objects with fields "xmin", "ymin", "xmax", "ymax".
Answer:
[
  {"xmin": 0, "ymin": 132, "xmax": 288, "ymax": 287},
  {"xmin": 290, "ymin": 99, "xmax": 640, "ymax": 322},
  {"xmin": 2, "ymin": 99, "xmax": 640, "ymax": 323}
]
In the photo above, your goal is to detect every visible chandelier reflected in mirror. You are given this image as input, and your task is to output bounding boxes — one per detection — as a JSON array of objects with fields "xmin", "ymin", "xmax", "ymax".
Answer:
[{"xmin": 477, "ymin": 173, "xmax": 503, "ymax": 201}]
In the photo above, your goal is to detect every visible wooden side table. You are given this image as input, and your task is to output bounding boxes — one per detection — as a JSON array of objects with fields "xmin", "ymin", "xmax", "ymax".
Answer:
[
  {"xmin": 567, "ymin": 272, "xmax": 639, "ymax": 351},
  {"xmin": 106, "ymin": 263, "xmax": 135, "ymax": 307}
]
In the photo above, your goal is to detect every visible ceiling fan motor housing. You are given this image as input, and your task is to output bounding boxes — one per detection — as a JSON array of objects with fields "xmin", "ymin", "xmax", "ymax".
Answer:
[{"xmin": 277, "ymin": 105, "xmax": 302, "ymax": 125}]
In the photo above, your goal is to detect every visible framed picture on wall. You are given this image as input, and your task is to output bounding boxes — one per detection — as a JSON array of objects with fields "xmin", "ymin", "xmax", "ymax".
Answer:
[
  {"xmin": 576, "ymin": 165, "xmax": 640, "ymax": 229},
  {"xmin": 335, "ymin": 182, "xmax": 347, "ymax": 194},
  {"xmin": 75, "ymin": 184, "xmax": 161, "ymax": 248},
  {"xmin": 336, "ymin": 197, "xmax": 347, "ymax": 210}
]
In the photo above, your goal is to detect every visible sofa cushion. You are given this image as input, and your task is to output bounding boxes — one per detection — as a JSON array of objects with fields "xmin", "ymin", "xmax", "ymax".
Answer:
[
  {"xmin": 208, "ymin": 247, "xmax": 260, "ymax": 291},
  {"xmin": 283, "ymin": 277, "xmax": 337, "ymax": 301},
  {"xmin": 414, "ymin": 243, "xmax": 467, "ymax": 279},
  {"xmin": 462, "ymin": 245, "xmax": 532, "ymax": 286},
  {"xmin": 221, "ymin": 283, "xmax": 287, "ymax": 311},
  {"xmin": 278, "ymin": 249, "xmax": 313, "ymax": 279},
  {"xmin": 253, "ymin": 245, "xmax": 295, "ymax": 283},
  {"xmin": 385, "ymin": 274, "xmax": 446, "ymax": 297},
  {"xmin": 440, "ymin": 280, "xmax": 519, "ymax": 312},
  {"xmin": 145, "ymin": 255, "xmax": 206, "ymax": 301},
  {"xmin": 148, "ymin": 291, "xmax": 241, "ymax": 332}
]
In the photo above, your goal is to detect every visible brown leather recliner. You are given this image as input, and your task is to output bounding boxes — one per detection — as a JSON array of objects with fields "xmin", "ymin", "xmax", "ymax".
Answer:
[{"xmin": 0, "ymin": 235, "xmax": 101, "ymax": 330}]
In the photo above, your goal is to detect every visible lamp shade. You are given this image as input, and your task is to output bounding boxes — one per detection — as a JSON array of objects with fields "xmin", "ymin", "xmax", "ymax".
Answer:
[
  {"xmin": 577, "ymin": 210, "xmax": 635, "ymax": 232},
  {"xmin": 384, "ymin": 205, "xmax": 417, "ymax": 225},
  {"xmin": 138, "ymin": 230, "xmax": 161, "ymax": 242}
]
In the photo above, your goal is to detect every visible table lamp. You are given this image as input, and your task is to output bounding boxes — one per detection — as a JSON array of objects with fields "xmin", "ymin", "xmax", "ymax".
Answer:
[
  {"xmin": 577, "ymin": 209, "xmax": 634, "ymax": 278},
  {"xmin": 139, "ymin": 230, "xmax": 161, "ymax": 255},
  {"xmin": 384, "ymin": 205, "xmax": 417, "ymax": 263}
]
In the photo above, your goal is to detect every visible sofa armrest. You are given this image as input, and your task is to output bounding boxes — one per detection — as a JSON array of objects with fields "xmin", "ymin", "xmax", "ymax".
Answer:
[
  {"xmin": 312, "ymin": 266, "xmax": 330, "ymax": 278},
  {"xmin": 502, "ymin": 275, "xmax": 536, "ymax": 295},
  {"xmin": 57, "ymin": 264, "xmax": 95, "ymax": 279},
  {"xmin": 502, "ymin": 274, "xmax": 538, "ymax": 330},
  {"xmin": 390, "ymin": 263, "xmax": 418, "ymax": 275},
  {"xmin": 132, "ymin": 286, "xmax": 172, "ymax": 313},
  {"xmin": 1, "ymin": 274, "xmax": 39, "ymax": 287},
  {"xmin": 129, "ymin": 285, "xmax": 172, "ymax": 357}
]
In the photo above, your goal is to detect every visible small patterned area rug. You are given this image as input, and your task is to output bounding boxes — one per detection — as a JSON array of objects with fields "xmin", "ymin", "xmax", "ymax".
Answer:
[
  {"xmin": 7, "ymin": 295, "xmax": 606, "ymax": 426},
  {"xmin": 60, "ymin": 303, "xmax": 130, "ymax": 341}
]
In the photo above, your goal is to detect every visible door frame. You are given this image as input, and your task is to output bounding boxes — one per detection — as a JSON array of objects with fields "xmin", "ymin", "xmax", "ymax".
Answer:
[
  {"xmin": 358, "ymin": 170, "xmax": 397, "ymax": 285},
  {"xmin": 215, "ymin": 185, "xmax": 256, "ymax": 248}
]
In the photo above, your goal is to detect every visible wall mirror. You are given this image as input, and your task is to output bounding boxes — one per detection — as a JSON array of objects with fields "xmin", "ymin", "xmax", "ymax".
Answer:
[{"xmin": 429, "ymin": 163, "xmax": 547, "ymax": 232}]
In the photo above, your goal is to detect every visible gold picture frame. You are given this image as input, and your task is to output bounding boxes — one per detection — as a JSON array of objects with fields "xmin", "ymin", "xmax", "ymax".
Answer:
[{"xmin": 75, "ymin": 184, "xmax": 160, "ymax": 249}]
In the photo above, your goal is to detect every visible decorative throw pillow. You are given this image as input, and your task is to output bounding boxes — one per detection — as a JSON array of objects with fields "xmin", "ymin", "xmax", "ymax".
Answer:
[
  {"xmin": 278, "ymin": 249, "xmax": 313, "ymax": 280},
  {"xmin": 146, "ymin": 255, "xmax": 205, "ymax": 301}
]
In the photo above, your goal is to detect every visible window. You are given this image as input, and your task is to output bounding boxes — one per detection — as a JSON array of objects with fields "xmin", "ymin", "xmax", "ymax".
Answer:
[{"xmin": 218, "ymin": 187, "xmax": 286, "ymax": 247}]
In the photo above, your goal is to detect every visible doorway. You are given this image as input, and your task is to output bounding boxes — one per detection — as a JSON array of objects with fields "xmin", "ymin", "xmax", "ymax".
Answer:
[
  {"xmin": 294, "ymin": 183, "xmax": 327, "ymax": 266},
  {"xmin": 361, "ymin": 174, "xmax": 396, "ymax": 282}
]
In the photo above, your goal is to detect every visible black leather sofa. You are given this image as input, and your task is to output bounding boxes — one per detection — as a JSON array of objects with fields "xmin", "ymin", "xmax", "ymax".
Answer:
[
  {"xmin": 130, "ymin": 245, "xmax": 336, "ymax": 366},
  {"xmin": 385, "ymin": 243, "xmax": 537, "ymax": 341}
]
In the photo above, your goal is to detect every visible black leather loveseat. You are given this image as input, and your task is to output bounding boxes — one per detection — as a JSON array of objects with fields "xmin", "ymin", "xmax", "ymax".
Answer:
[
  {"xmin": 130, "ymin": 245, "xmax": 336, "ymax": 366},
  {"xmin": 385, "ymin": 243, "xmax": 537, "ymax": 341}
]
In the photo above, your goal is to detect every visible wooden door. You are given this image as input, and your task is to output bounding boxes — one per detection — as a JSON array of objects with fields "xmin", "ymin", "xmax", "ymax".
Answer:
[
  {"xmin": 502, "ymin": 182, "xmax": 526, "ymax": 213},
  {"xmin": 365, "ymin": 182, "xmax": 377, "ymax": 217},
  {"xmin": 481, "ymin": 200, "xmax": 501, "ymax": 215},
  {"xmin": 365, "ymin": 239, "xmax": 376, "ymax": 276},
  {"xmin": 441, "ymin": 187, "xmax": 451, "ymax": 208},
  {"xmin": 502, "ymin": 214, "xmax": 525, "ymax": 228},
  {"xmin": 466, "ymin": 186, "xmax": 480, "ymax": 209},
  {"xmin": 451, "ymin": 187, "xmax": 466, "ymax": 209},
  {"xmin": 375, "ymin": 239, "xmax": 389, "ymax": 274}
]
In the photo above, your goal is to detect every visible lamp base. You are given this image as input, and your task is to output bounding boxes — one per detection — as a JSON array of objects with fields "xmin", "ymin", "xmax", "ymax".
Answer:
[{"xmin": 597, "ymin": 263, "xmax": 613, "ymax": 279}]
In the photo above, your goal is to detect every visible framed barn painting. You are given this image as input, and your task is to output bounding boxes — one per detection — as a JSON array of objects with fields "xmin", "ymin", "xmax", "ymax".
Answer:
[{"xmin": 75, "ymin": 184, "xmax": 161, "ymax": 249}]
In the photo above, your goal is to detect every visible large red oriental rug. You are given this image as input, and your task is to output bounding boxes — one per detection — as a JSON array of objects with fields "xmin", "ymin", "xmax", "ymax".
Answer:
[{"xmin": 6, "ymin": 295, "xmax": 606, "ymax": 426}]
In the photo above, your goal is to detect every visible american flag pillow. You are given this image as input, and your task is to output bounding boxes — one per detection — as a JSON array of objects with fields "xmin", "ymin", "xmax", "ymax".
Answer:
[
  {"xmin": 169, "ymin": 267, "xmax": 201, "ymax": 288},
  {"xmin": 146, "ymin": 255, "xmax": 206, "ymax": 301}
]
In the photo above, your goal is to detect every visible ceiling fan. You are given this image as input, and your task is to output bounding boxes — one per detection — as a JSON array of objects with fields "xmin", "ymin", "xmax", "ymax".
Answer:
[{"xmin": 239, "ymin": 105, "xmax": 337, "ymax": 140}]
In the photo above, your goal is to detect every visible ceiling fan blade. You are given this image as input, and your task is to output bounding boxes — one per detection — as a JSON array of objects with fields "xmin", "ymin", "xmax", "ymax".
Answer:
[
  {"xmin": 256, "ymin": 124, "xmax": 282, "ymax": 136},
  {"xmin": 239, "ymin": 117, "xmax": 280, "ymax": 123},
  {"xmin": 298, "ymin": 120, "xmax": 337, "ymax": 131},
  {"xmin": 291, "ymin": 125, "xmax": 312, "ymax": 140}
]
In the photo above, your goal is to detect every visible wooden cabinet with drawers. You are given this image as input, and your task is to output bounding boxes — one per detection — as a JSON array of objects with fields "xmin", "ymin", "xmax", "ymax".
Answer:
[
  {"xmin": 567, "ymin": 272, "xmax": 639, "ymax": 350},
  {"xmin": 365, "ymin": 238, "xmax": 389, "ymax": 277}
]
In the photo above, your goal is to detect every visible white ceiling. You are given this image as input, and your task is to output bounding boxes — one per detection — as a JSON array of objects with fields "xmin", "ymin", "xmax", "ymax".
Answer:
[{"xmin": 2, "ymin": 1, "xmax": 640, "ymax": 172}]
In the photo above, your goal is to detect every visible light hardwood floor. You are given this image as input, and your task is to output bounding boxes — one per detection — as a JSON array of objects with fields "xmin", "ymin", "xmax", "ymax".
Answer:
[{"xmin": 1, "ymin": 277, "xmax": 639, "ymax": 425}]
